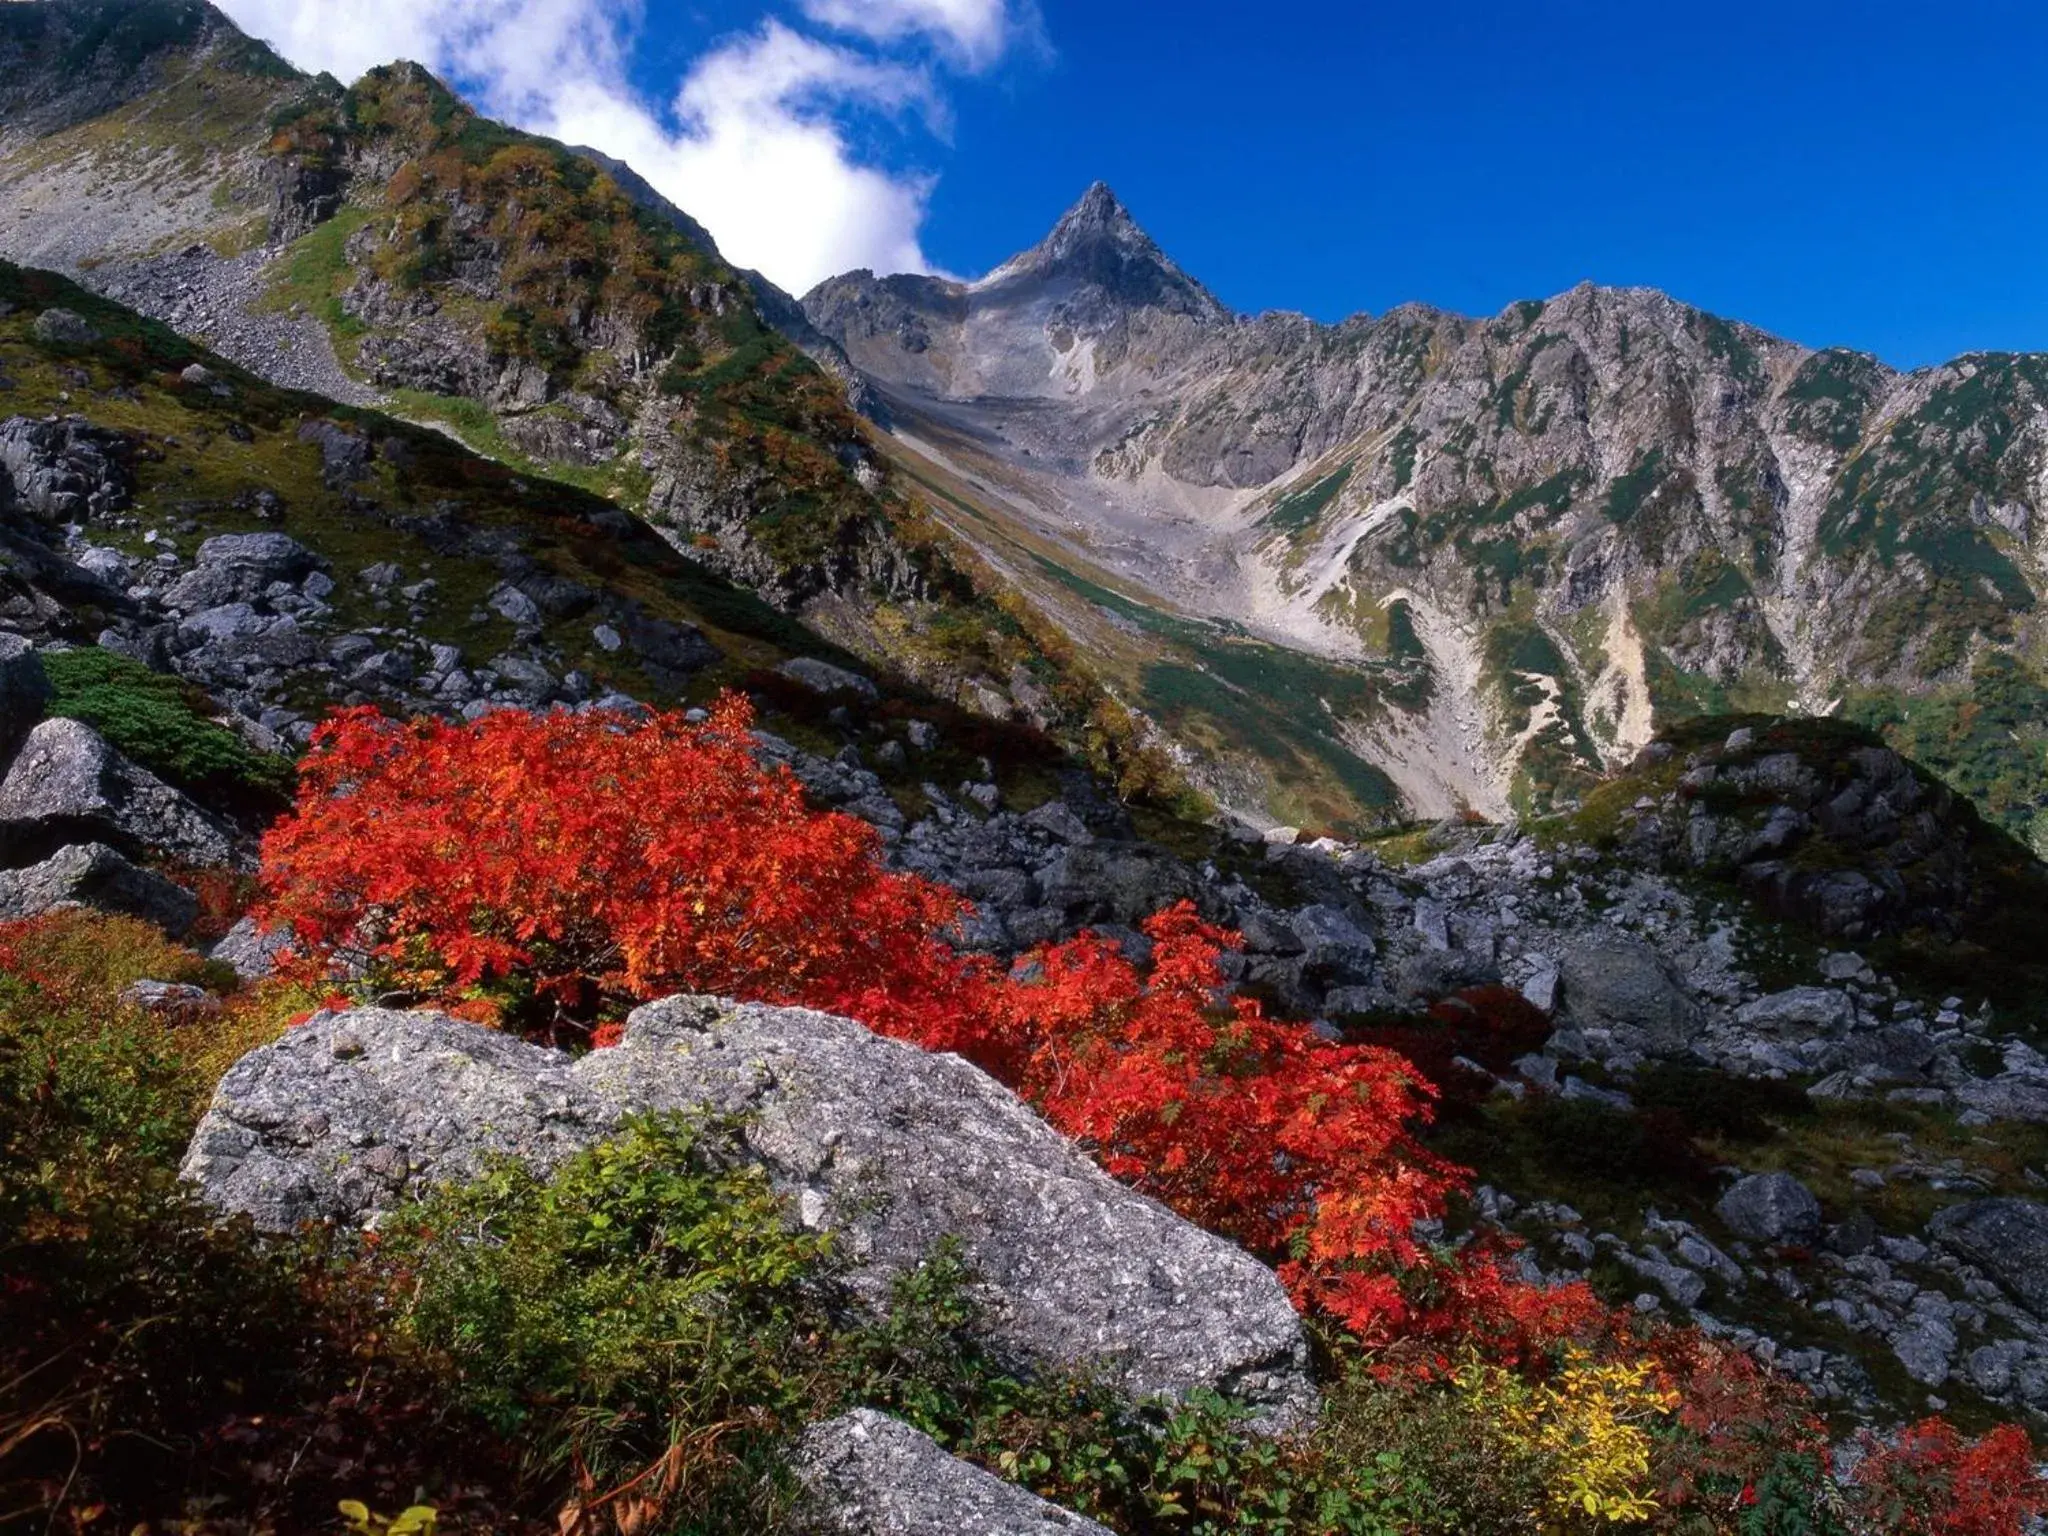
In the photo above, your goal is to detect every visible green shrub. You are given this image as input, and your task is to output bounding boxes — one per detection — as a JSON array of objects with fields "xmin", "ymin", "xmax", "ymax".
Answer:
[
  {"xmin": 376, "ymin": 1114, "xmax": 837, "ymax": 1522},
  {"xmin": 40, "ymin": 646, "xmax": 294, "ymax": 816}
]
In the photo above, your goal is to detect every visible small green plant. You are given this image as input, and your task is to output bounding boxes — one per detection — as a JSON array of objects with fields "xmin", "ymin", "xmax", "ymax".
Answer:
[
  {"xmin": 40, "ymin": 645, "xmax": 294, "ymax": 815},
  {"xmin": 374, "ymin": 1114, "xmax": 837, "ymax": 1520},
  {"xmin": 339, "ymin": 1499, "xmax": 438, "ymax": 1534}
]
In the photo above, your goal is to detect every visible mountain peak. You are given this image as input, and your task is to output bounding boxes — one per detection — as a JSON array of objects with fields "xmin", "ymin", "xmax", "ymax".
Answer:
[
  {"xmin": 1053, "ymin": 181, "xmax": 1136, "ymax": 235},
  {"xmin": 979, "ymin": 182, "xmax": 1230, "ymax": 325}
]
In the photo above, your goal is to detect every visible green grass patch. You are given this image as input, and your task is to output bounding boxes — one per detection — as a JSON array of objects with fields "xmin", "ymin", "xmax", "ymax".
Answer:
[{"xmin": 40, "ymin": 646, "xmax": 294, "ymax": 816}]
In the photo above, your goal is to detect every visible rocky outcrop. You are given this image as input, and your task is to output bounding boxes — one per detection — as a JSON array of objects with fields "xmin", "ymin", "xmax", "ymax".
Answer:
[
  {"xmin": 182, "ymin": 997, "xmax": 1317, "ymax": 1420},
  {"xmin": 0, "ymin": 716, "xmax": 238, "ymax": 867},
  {"xmin": 1716, "ymin": 1172, "xmax": 1823, "ymax": 1246},
  {"xmin": 1929, "ymin": 1200, "xmax": 2048, "ymax": 1316},
  {"xmin": 793, "ymin": 1410, "xmax": 1110, "ymax": 1535},
  {"xmin": 0, "ymin": 840, "xmax": 198, "ymax": 934},
  {"xmin": 0, "ymin": 632, "xmax": 49, "ymax": 759}
]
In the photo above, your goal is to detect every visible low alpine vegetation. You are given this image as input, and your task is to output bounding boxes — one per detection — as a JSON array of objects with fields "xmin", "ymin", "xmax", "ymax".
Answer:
[{"xmin": 3, "ymin": 698, "xmax": 2042, "ymax": 1533}]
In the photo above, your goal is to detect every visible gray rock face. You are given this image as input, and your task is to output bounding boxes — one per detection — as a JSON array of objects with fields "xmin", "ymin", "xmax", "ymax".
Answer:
[
  {"xmin": 1716, "ymin": 1172, "xmax": 1823, "ymax": 1246},
  {"xmin": 0, "ymin": 413, "xmax": 131, "ymax": 520},
  {"xmin": 0, "ymin": 840, "xmax": 197, "ymax": 934},
  {"xmin": 0, "ymin": 717, "xmax": 238, "ymax": 866},
  {"xmin": 0, "ymin": 633, "xmax": 50, "ymax": 760},
  {"xmin": 208, "ymin": 913, "xmax": 294, "ymax": 980},
  {"xmin": 1929, "ymin": 1200, "xmax": 2048, "ymax": 1317},
  {"xmin": 780, "ymin": 657, "xmax": 881, "ymax": 701},
  {"xmin": 793, "ymin": 1410, "xmax": 1110, "ymax": 1535},
  {"xmin": 183, "ymin": 997, "xmax": 1316, "ymax": 1420},
  {"xmin": 1735, "ymin": 987, "xmax": 1855, "ymax": 1037},
  {"xmin": 1557, "ymin": 930, "xmax": 1700, "ymax": 1049},
  {"xmin": 31, "ymin": 307, "xmax": 96, "ymax": 345}
]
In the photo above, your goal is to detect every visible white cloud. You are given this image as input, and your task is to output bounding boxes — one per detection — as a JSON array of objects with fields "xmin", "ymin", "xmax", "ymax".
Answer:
[
  {"xmin": 213, "ymin": 0, "xmax": 1038, "ymax": 294},
  {"xmin": 799, "ymin": 0, "xmax": 1021, "ymax": 71},
  {"xmin": 540, "ymin": 23, "xmax": 944, "ymax": 292}
]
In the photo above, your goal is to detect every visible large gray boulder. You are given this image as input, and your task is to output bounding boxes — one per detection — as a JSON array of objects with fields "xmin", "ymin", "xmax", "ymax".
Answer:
[
  {"xmin": 1734, "ymin": 987, "xmax": 1855, "ymax": 1038},
  {"xmin": 1557, "ymin": 930, "xmax": 1700, "ymax": 1050},
  {"xmin": 0, "ymin": 716, "xmax": 238, "ymax": 867},
  {"xmin": 0, "ymin": 633, "xmax": 50, "ymax": 762},
  {"xmin": 792, "ymin": 1410, "xmax": 1109, "ymax": 1535},
  {"xmin": 780, "ymin": 657, "xmax": 880, "ymax": 701},
  {"xmin": 164, "ymin": 533, "xmax": 325, "ymax": 611},
  {"xmin": 1929, "ymin": 1200, "xmax": 2048, "ymax": 1316},
  {"xmin": 183, "ymin": 996, "xmax": 1316, "ymax": 1420},
  {"xmin": 1715, "ymin": 1171, "xmax": 1822, "ymax": 1246},
  {"xmin": 0, "ymin": 841, "xmax": 198, "ymax": 935},
  {"xmin": 208, "ymin": 913, "xmax": 293, "ymax": 980}
]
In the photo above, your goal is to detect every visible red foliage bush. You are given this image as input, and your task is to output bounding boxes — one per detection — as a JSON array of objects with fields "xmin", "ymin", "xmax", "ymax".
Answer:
[
  {"xmin": 255, "ymin": 700, "xmax": 979, "ymax": 1041},
  {"xmin": 1850, "ymin": 1418, "xmax": 2048, "ymax": 1536},
  {"xmin": 258, "ymin": 700, "xmax": 1577, "ymax": 1346},
  {"xmin": 251, "ymin": 698, "xmax": 2047, "ymax": 1536}
]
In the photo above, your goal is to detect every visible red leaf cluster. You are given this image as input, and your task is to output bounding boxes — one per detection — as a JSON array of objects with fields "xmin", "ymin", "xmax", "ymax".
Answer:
[
  {"xmin": 256, "ymin": 700, "xmax": 977, "ymax": 1040},
  {"xmin": 1851, "ymin": 1418, "xmax": 2048, "ymax": 1536},
  {"xmin": 248, "ymin": 701, "xmax": 2048, "ymax": 1536}
]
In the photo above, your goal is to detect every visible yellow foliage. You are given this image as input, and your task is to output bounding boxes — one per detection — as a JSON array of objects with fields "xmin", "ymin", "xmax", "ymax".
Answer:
[{"xmin": 1454, "ymin": 1350, "xmax": 1677, "ymax": 1531}]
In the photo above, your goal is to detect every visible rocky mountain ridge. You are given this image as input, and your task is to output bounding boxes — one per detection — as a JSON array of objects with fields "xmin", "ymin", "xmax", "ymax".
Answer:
[{"xmin": 802, "ymin": 187, "xmax": 2048, "ymax": 842}]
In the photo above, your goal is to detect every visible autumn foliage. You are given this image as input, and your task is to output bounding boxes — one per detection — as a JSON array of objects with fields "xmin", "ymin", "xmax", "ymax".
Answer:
[
  {"xmin": 257, "ymin": 700, "xmax": 976, "ymax": 1041},
  {"xmin": 253, "ymin": 698, "xmax": 2048, "ymax": 1534}
]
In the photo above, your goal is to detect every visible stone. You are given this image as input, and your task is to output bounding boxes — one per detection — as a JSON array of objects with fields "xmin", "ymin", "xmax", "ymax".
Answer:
[
  {"xmin": 1735, "ymin": 987, "xmax": 1855, "ymax": 1037},
  {"xmin": 1520, "ymin": 955, "xmax": 1560, "ymax": 1013},
  {"xmin": 0, "ymin": 841, "xmax": 197, "ymax": 934},
  {"xmin": 1557, "ymin": 930, "xmax": 1699, "ymax": 1050},
  {"xmin": 32, "ymin": 307, "xmax": 97, "ymax": 345},
  {"xmin": 1954, "ymin": 1077, "xmax": 2048, "ymax": 1124},
  {"xmin": 0, "ymin": 633, "xmax": 51, "ymax": 762},
  {"xmin": 1891, "ymin": 1314, "xmax": 1957, "ymax": 1387},
  {"xmin": 1715, "ymin": 1172, "xmax": 1822, "ymax": 1246},
  {"xmin": 793, "ymin": 1410, "xmax": 1109, "ymax": 1535},
  {"xmin": 1928, "ymin": 1200, "xmax": 2048, "ymax": 1317},
  {"xmin": 487, "ymin": 583, "xmax": 542, "ymax": 626},
  {"xmin": 1289, "ymin": 904, "xmax": 1376, "ymax": 980},
  {"xmin": 119, "ymin": 978, "xmax": 214, "ymax": 1015},
  {"xmin": 210, "ymin": 914, "xmax": 294, "ymax": 980},
  {"xmin": 1020, "ymin": 801, "xmax": 1094, "ymax": 845},
  {"xmin": 0, "ymin": 717, "xmax": 238, "ymax": 867},
  {"xmin": 195, "ymin": 532, "xmax": 322, "ymax": 583},
  {"xmin": 780, "ymin": 657, "xmax": 880, "ymax": 701},
  {"xmin": 184, "ymin": 997, "xmax": 1316, "ymax": 1421}
]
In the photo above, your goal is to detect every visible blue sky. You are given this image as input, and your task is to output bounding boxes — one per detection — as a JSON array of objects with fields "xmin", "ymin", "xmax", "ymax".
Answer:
[{"xmin": 222, "ymin": 0, "xmax": 2048, "ymax": 368}]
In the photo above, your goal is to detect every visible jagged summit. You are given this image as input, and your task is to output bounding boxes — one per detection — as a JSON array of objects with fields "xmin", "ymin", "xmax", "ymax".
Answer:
[{"xmin": 974, "ymin": 181, "xmax": 1231, "ymax": 323}]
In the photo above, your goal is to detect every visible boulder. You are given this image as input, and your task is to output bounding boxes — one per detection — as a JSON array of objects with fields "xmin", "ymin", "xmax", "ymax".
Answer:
[
  {"xmin": 1928, "ymin": 1200, "xmax": 2048, "ymax": 1316},
  {"xmin": 780, "ymin": 657, "xmax": 880, "ymax": 701},
  {"xmin": 1715, "ymin": 1171, "xmax": 1822, "ymax": 1246},
  {"xmin": 166, "ymin": 533, "xmax": 324, "ymax": 609},
  {"xmin": 1289, "ymin": 904, "xmax": 1376, "ymax": 981},
  {"xmin": 1557, "ymin": 931, "xmax": 1700, "ymax": 1050},
  {"xmin": 793, "ymin": 1410, "xmax": 1109, "ymax": 1535},
  {"xmin": 0, "ymin": 414, "xmax": 130, "ymax": 520},
  {"xmin": 0, "ymin": 717, "xmax": 238, "ymax": 867},
  {"xmin": 0, "ymin": 633, "xmax": 50, "ymax": 761},
  {"xmin": 31, "ymin": 308, "xmax": 98, "ymax": 345},
  {"xmin": 183, "ymin": 996, "xmax": 1316, "ymax": 1421},
  {"xmin": 1954, "ymin": 1077, "xmax": 2048, "ymax": 1124},
  {"xmin": 1734, "ymin": 987, "xmax": 1855, "ymax": 1037},
  {"xmin": 209, "ymin": 913, "xmax": 294, "ymax": 980},
  {"xmin": 0, "ymin": 841, "xmax": 197, "ymax": 934}
]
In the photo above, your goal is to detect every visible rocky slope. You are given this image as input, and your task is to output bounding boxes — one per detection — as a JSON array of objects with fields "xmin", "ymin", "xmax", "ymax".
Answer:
[
  {"xmin": 11, "ymin": 264, "xmax": 2048, "ymax": 1438},
  {"xmin": 803, "ymin": 187, "xmax": 2048, "ymax": 843},
  {"xmin": 9, "ymin": 0, "xmax": 2048, "ymax": 1476},
  {"xmin": 0, "ymin": 0, "xmax": 1172, "ymax": 790}
]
